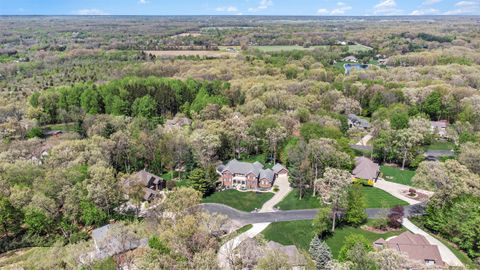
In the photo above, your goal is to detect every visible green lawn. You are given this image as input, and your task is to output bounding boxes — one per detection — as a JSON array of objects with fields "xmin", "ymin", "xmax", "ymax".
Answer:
[
  {"xmin": 325, "ymin": 224, "xmax": 405, "ymax": 258},
  {"xmin": 42, "ymin": 122, "xmax": 76, "ymax": 132},
  {"xmin": 380, "ymin": 165, "xmax": 416, "ymax": 185},
  {"xmin": 275, "ymin": 187, "xmax": 408, "ymax": 210},
  {"xmin": 202, "ymin": 190, "xmax": 274, "ymax": 212},
  {"xmin": 236, "ymin": 224, "xmax": 253, "ymax": 234},
  {"xmin": 426, "ymin": 141, "xmax": 456, "ymax": 151},
  {"xmin": 261, "ymin": 220, "xmax": 316, "ymax": 251},
  {"xmin": 361, "ymin": 186, "xmax": 409, "ymax": 208},
  {"xmin": 275, "ymin": 189, "xmax": 321, "ymax": 210},
  {"xmin": 261, "ymin": 220, "xmax": 404, "ymax": 258}
]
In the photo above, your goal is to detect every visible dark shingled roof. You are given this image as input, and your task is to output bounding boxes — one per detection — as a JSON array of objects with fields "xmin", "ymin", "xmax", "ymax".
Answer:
[{"xmin": 272, "ymin": 163, "xmax": 288, "ymax": 174}]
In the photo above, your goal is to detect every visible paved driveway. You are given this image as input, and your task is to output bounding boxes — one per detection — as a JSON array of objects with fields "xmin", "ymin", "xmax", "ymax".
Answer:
[
  {"xmin": 259, "ymin": 174, "xmax": 292, "ymax": 212},
  {"xmin": 374, "ymin": 179, "xmax": 433, "ymax": 205}
]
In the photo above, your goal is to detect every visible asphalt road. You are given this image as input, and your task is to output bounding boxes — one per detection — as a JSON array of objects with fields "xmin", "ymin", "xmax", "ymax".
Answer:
[{"xmin": 201, "ymin": 203, "xmax": 425, "ymax": 225}]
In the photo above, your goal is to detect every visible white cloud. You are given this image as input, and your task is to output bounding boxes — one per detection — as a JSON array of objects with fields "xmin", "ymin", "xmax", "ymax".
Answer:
[
  {"xmin": 139, "ymin": 0, "xmax": 148, "ymax": 4},
  {"xmin": 373, "ymin": 0, "xmax": 402, "ymax": 15},
  {"xmin": 216, "ymin": 6, "xmax": 238, "ymax": 12},
  {"xmin": 248, "ymin": 0, "xmax": 273, "ymax": 12},
  {"xmin": 410, "ymin": 8, "xmax": 440, "ymax": 15},
  {"xmin": 317, "ymin": 8, "xmax": 329, "ymax": 15},
  {"xmin": 331, "ymin": 2, "xmax": 352, "ymax": 15},
  {"xmin": 444, "ymin": 0, "xmax": 480, "ymax": 14},
  {"xmin": 316, "ymin": 2, "xmax": 352, "ymax": 15},
  {"xmin": 75, "ymin": 9, "xmax": 109, "ymax": 15}
]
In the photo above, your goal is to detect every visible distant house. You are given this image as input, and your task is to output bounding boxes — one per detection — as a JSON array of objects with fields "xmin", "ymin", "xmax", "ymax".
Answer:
[
  {"xmin": 342, "ymin": 55, "xmax": 358, "ymax": 62},
  {"xmin": 352, "ymin": 157, "xmax": 380, "ymax": 183},
  {"xmin": 43, "ymin": 130, "xmax": 63, "ymax": 137},
  {"xmin": 164, "ymin": 116, "xmax": 191, "ymax": 131},
  {"xmin": 431, "ymin": 120, "xmax": 448, "ymax": 137},
  {"xmin": 374, "ymin": 232, "xmax": 445, "ymax": 267},
  {"xmin": 123, "ymin": 170, "xmax": 166, "ymax": 201},
  {"xmin": 216, "ymin": 159, "xmax": 288, "ymax": 190},
  {"xmin": 347, "ymin": 114, "xmax": 370, "ymax": 129}
]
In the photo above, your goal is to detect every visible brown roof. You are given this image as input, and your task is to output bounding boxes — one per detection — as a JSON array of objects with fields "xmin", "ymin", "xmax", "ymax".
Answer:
[
  {"xmin": 374, "ymin": 232, "xmax": 445, "ymax": 266},
  {"xmin": 352, "ymin": 157, "xmax": 380, "ymax": 180}
]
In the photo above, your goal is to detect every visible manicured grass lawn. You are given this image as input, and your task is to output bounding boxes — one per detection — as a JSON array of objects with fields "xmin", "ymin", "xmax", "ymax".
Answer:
[
  {"xmin": 42, "ymin": 122, "xmax": 76, "ymax": 132},
  {"xmin": 325, "ymin": 224, "xmax": 405, "ymax": 258},
  {"xmin": 275, "ymin": 189, "xmax": 321, "ymax": 210},
  {"xmin": 262, "ymin": 220, "xmax": 404, "ymax": 258},
  {"xmin": 361, "ymin": 186, "xmax": 409, "ymax": 208},
  {"xmin": 380, "ymin": 165, "xmax": 416, "ymax": 185},
  {"xmin": 426, "ymin": 141, "xmax": 456, "ymax": 151},
  {"xmin": 410, "ymin": 218, "xmax": 478, "ymax": 269},
  {"xmin": 275, "ymin": 187, "xmax": 408, "ymax": 210},
  {"xmin": 202, "ymin": 190, "xmax": 274, "ymax": 212},
  {"xmin": 261, "ymin": 220, "xmax": 316, "ymax": 251}
]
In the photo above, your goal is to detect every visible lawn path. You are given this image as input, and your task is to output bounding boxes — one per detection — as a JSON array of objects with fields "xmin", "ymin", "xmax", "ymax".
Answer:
[
  {"xmin": 402, "ymin": 218, "xmax": 463, "ymax": 267},
  {"xmin": 217, "ymin": 174, "xmax": 291, "ymax": 269},
  {"xmin": 374, "ymin": 178, "xmax": 433, "ymax": 205},
  {"xmin": 356, "ymin": 132, "xmax": 373, "ymax": 146}
]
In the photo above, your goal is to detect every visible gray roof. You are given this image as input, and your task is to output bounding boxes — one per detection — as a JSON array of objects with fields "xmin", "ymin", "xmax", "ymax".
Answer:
[
  {"xmin": 222, "ymin": 159, "xmax": 262, "ymax": 176},
  {"xmin": 272, "ymin": 163, "xmax": 288, "ymax": 174},
  {"xmin": 352, "ymin": 157, "xmax": 379, "ymax": 180},
  {"xmin": 431, "ymin": 120, "xmax": 448, "ymax": 128},
  {"xmin": 348, "ymin": 114, "xmax": 370, "ymax": 128},
  {"xmin": 259, "ymin": 168, "xmax": 274, "ymax": 182}
]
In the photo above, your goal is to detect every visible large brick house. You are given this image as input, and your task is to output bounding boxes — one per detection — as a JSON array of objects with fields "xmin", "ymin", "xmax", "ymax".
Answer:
[{"xmin": 216, "ymin": 159, "xmax": 288, "ymax": 190}]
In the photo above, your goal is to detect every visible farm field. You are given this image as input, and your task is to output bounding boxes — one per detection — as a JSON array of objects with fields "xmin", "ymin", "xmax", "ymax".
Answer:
[{"xmin": 145, "ymin": 50, "xmax": 237, "ymax": 58}]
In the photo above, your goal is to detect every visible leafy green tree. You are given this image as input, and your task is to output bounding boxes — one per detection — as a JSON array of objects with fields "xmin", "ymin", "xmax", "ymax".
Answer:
[
  {"xmin": 26, "ymin": 127, "xmax": 44, "ymax": 139},
  {"xmin": 346, "ymin": 184, "xmax": 367, "ymax": 226},
  {"xmin": 80, "ymin": 200, "xmax": 108, "ymax": 226},
  {"xmin": 23, "ymin": 208, "xmax": 53, "ymax": 235},
  {"xmin": 309, "ymin": 235, "xmax": 332, "ymax": 270},
  {"xmin": 422, "ymin": 91, "xmax": 444, "ymax": 120},
  {"xmin": 0, "ymin": 197, "xmax": 23, "ymax": 236},
  {"xmin": 338, "ymin": 234, "xmax": 373, "ymax": 262},
  {"xmin": 80, "ymin": 88, "xmax": 102, "ymax": 114},
  {"xmin": 132, "ymin": 95, "xmax": 157, "ymax": 118},
  {"xmin": 313, "ymin": 205, "xmax": 332, "ymax": 236},
  {"xmin": 389, "ymin": 110, "xmax": 409, "ymax": 130}
]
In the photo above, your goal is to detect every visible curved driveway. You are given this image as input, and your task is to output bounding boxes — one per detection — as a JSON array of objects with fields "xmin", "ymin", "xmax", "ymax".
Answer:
[{"xmin": 201, "ymin": 203, "xmax": 425, "ymax": 225}]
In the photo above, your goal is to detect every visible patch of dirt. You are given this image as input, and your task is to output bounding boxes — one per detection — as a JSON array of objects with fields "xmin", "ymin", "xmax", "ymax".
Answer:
[{"xmin": 402, "ymin": 190, "xmax": 429, "ymax": 202}]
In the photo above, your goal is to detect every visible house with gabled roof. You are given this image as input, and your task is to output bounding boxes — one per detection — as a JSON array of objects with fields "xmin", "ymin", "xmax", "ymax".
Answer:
[
  {"xmin": 216, "ymin": 159, "xmax": 288, "ymax": 190},
  {"xmin": 352, "ymin": 156, "xmax": 380, "ymax": 183},
  {"xmin": 374, "ymin": 231, "xmax": 445, "ymax": 267},
  {"xmin": 122, "ymin": 169, "xmax": 166, "ymax": 201}
]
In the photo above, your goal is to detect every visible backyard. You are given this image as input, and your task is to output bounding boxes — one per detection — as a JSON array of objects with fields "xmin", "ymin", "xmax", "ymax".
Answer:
[
  {"xmin": 202, "ymin": 190, "xmax": 274, "ymax": 212},
  {"xmin": 380, "ymin": 165, "xmax": 416, "ymax": 185},
  {"xmin": 275, "ymin": 186, "xmax": 408, "ymax": 210},
  {"xmin": 261, "ymin": 220, "xmax": 405, "ymax": 258}
]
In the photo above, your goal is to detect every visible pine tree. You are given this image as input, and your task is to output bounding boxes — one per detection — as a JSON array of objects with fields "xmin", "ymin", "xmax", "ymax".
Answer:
[
  {"xmin": 346, "ymin": 184, "xmax": 368, "ymax": 226},
  {"xmin": 309, "ymin": 236, "xmax": 332, "ymax": 270}
]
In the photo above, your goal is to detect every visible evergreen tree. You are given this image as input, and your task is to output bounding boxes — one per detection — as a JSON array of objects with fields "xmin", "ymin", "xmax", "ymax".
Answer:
[
  {"xmin": 309, "ymin": 236, "xmax": 332, "ymax": 270},
  {"xmin": 346, "ymin": 184, "xmax": 367, "ymax": 226}
]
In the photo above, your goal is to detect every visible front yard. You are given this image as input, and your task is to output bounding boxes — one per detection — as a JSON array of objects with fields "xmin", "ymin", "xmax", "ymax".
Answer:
[
  {"xmin": 380, "ymin": 165, "xmax": 416, "ymax": 185},
  {"xmin": 202, "ymin": 190, "xmax": 274, "ymax": 212},
  {"xmin": 275, "ymin": 186, "xmax": 408, "ymax": 210},
  {"xmin": 261, "ymin": 220, "xmax": 405, "ymax": 258}
]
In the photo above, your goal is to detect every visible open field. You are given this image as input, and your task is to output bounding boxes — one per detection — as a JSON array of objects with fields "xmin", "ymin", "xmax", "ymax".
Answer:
[
  {"xmin": 219, "ymin": 44, "xmax": 372, "ymax": 53},
  {"xmin": 145, "ymin": 50, "xmax": 237, "ymax": 58},
  {"xmin": 202, "ymin": 190, "xmax": 274, "ymax": 212}
]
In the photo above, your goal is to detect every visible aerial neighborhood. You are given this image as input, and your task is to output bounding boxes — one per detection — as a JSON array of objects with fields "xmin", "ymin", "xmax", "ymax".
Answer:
[{"xmin": 0, "ymin": 8, "xmax": 479, "ymax": 270}]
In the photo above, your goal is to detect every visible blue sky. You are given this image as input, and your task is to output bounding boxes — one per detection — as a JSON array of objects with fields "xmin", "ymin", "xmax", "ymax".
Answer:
[{"xmin": 1, "ymin": 0, "xmax": 479, "ymax": 16}]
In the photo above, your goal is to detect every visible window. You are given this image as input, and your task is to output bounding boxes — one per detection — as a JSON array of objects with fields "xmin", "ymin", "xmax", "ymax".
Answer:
[{"xmin": 424, "ymin": 260, "xmax": 435, "ymax": 266}]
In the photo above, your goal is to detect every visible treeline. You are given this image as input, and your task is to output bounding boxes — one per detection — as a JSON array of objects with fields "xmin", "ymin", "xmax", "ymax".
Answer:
[{"xmin": 29, "ymin": 77, "xmax": 230, "ymax": 124}]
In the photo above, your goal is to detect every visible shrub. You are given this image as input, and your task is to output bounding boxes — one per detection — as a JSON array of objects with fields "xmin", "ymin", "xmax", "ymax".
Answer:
[
  {"xmin": 387, "ymin": 205, "xmax": 404, "ymax": 229},
  {"xmin": 371, "ymin": 218, "xmax": 389, "ymax": 231},
  {"xmin": 273, "ymin": 185, "xmax": 279, "ymax": 192},
  {"xmin": 26, "ymin": 127, "xmax": 44, "ymax": 139},
  {"xmin": 408, "ymin": 188, "xmax": 416, "ymax": 196}
]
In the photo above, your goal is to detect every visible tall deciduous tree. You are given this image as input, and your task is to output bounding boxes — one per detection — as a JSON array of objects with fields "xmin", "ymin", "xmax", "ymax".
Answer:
[
  {"xmin": 266, "ymin": 126, "xmax": 287, "ymax": 164},
  {"xmin": 315, "ymin": 168, "xmax": 352, "ymax": 231},
  {"xmin": 393, "ymin": 128, "xmax": 423, "ymax": 170},
  {"xmin": 345, "ymin": 184, "xmax": 367, "ymax": 226}
]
